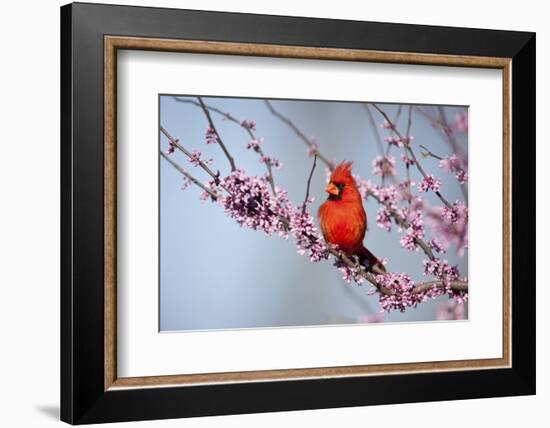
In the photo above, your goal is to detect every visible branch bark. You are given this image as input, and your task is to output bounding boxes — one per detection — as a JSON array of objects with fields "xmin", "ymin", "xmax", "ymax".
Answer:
[
  {"xmin": 371, "ymin": 103, "xmax": 453, "ymax": 209},
  {"xmin": 197, "ymin": 96, "xmax": 236, "ymax": 172},
  {"xmin": 264, "ymin": 100, "xmax": 335, "ymax": 170},
  {"xmin": 160, "ymin": 152, "xmax": 219, "ymax": 200},
  {"xmin": 175, "ymin": 96, "xmax": 277, "ymax": 194}
]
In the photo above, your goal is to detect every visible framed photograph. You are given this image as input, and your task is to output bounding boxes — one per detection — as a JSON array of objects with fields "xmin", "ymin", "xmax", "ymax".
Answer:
[{"xmin": 60, "ymin": 2, "xmax": 535, "ymax": 424}]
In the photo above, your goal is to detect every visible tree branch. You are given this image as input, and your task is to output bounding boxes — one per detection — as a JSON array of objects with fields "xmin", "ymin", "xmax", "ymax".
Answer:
[
  {"xmin": 160, "ymin": 126, "xmax": 232, "ymax": 194},
  {"xmin": 197, "ymin": 96, "xmax": 236, "ymax": 172},
  {"xmin": 371, "ymin": 103, "xmax": 453, "ymax": 209},
  {"xmin": 175, "ymin": 96, "xmax": 276, "ymax": 194},
  {"xmin": 302, "ymin": 154, "xmax": 318, "ymax": 213},
  {"xmin": 160, "ymin": 152, "xmax": 219, "ymax": 200},
  {"xmin": 264, "ymin": 100, "xmax": 335, "ymax": 170}
]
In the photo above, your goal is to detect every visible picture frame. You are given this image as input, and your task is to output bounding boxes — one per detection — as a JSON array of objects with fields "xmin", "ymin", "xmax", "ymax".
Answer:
[{"xmin": 60, "ymin": 2, "xmax": 535, "ymax": 424}]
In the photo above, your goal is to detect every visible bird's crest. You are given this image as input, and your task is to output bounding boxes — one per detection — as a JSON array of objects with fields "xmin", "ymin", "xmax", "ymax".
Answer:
[{"xmin": 330, "ymin": 161, "xmax": 355, "ymax": 184}]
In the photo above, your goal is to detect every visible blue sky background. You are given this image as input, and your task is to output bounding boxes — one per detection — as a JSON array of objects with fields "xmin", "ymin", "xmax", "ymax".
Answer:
[{"xmin": 159, "ymin": 96, "xmax": 468, "ymax": 331}]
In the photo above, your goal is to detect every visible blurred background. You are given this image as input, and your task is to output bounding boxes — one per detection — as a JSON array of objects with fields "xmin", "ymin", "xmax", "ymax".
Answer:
[{"xmin": 160, "ymin": 95, "xmax": 468, "ymax": 331}]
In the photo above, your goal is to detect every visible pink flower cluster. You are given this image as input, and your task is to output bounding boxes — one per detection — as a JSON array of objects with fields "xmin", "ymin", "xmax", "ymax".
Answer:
[
  {"xmin": 219, "ymin": 170, "xmax": 286, "ymax": 235},
  {"xmin": 384, "ymin": 135, "xmax": 413, "ymax": 147},
  {"xmin": 376, "ymin": 207, "xmax": 392, "ymax": 231},
  {"xmin": 451, "ymin": 112, "xmax": 468, "ymax": 133},
  {"xmin": 165, "ymin": 142, "xmax": 175, "ymax": 155},
  {"xmin": 400, "ymin": 154, "xmax": 415, "ymax": 166},
  {"xmin": 427, "ymin": 200, "xmax": 468, "ymax": 256},
  {"xmin": 188, "ymin": 149, "xmax": 212, "ymax": 167},
  {"xmin": 428, "ymin": 238, "xmax": 446, "ymax": 254},
  {"xmin": 423, "ymin": 258, "xmax": 467, "ymax": 302},
  {"xmin": 333, "ymin": 258, "xmax": 365, "ymax": 284},
  {"xmin": 307, "ymin": 140, "xmax": 319, "ymax": 157},
  {"xmin": 240, "ymin": 119, "xmax": 256, "ymax": 131},
  {"xmin": 418, "ymin": 174, "xmax": 442, "ymax": 192},
  {"xmin": 245, "ymin": 138, "xmax": 263, "ymax": 151},
  {"xmin": 216, "ymin": 170, "xmax": 328, "ymax": 262},
  {"xmin": 358, "ymin": 313, "xmax": 384, "ymax": 323},
  {"xmin": 260, "ymin": 156, "xmax": 283, "ymax": 169},
  {"xmin": 205, "ymin": 127, "xmax": 218, "ymax": 145},
  {"xmin": 290, "ymin": 207, "xmax": 329, "ymax": 262},
  {"xmin": 374, "ymin": 272, "xmax": 425, "ymax": 312},
  {"xmin": 180, "ymin": 175, "xmax": 190, "ymax": 191},
  {"xmin": 399, "ymin": 204, "xmax": 425, "ymax": 252},
  {"xmin": 380, "ymin": 119, "xmax": 394, "ymax": 130},
  {"xmin": 372, "ymin": 155, "xmax": 397, "ymax": 177},
  {"xmin": 439, "ymin": 154, "xmax": 468, "ymax": 184},
  {"xmin": 436, "ymin": 299, "xmax": 465, "ymax": 320}
]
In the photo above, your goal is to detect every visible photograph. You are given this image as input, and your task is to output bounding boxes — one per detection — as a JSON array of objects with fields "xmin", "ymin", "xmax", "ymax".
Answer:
[{"xmin": 159, "ymin": 95, "xmax": 469, "ymax": 331}]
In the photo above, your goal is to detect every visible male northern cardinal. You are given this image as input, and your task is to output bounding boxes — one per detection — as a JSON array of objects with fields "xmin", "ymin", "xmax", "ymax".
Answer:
[{"xmin": 318, "ymin": 162, "xmax": 386, "ymax": 273}]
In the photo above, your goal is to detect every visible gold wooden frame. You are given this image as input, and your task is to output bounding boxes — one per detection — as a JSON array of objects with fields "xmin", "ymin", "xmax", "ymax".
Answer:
[{"xmin": 104, "ymin": 36, "xmax": 512, "ymax": 391}]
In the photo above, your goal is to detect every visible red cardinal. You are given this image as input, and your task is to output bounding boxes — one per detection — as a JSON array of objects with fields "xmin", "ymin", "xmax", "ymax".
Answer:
[{"xmin": 318, "ymin": 162, "xmax": 385, "ymax": 273}]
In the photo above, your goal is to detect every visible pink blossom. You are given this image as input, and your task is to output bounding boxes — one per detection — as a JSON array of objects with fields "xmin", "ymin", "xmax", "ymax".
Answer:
[
  {"xmin": 428, "ymin": 238, "xmax": 446, "ymax": 253},
  {"xmin": 354, "ymin": 176, "xmax": 377, "ymax": 200},
  {"xmin": 372, "ymin": 155, "xmax": 396, "ymax": 177},
  {"xmin": 307, "ymin": 141, "xmax": 319, "ymax": 157},
  {"xmin": 374, "ymin": 272, "xmax": 423, "ymax": 312},
  {"xmin": 165, "ymin": 143, "xmax": 175, "ymax": 155},
  {"xmin": 245, "ymin": 138, "xmax": 263, "ymax": 151},
  {"xmin": 451, "ymin": 112, "xmax": 468, "ymax": 133},
  {"xmin": 180, "ymin": 176, "xmax": 190, "ymax": 191},
  {"xmin": 358, "ymin": 313, "xmax": 384, "ymax": 323},
  {"xmin": 456, "ymin": 170, "xmax": 468, "ymax": 184},
  {"xmin": 260, "ymin": 156, "xmax": 283, "ymax": 169},
  {"xmin": 205, "ymin": 127, "xmax": 218, "ymax": 145},
  {"xmin": 333, "ymin": 258, "xmax": 365, "ymax": 284},
  {"xmin": 436, "ymin": 300, "xmax": 465, "ymax": 320},
  {"xmin": 289, "ymin": 206, "xmax": 328, "ymax": 262},
  {"xmin": 400, "ymin": 154, "xmax": 415, "ymax": 166},
  {"xmin": 438, "ymin": 154, "xmax": 462, "ymax": 173},
  {"xmin": 418, "ymin": 175, "xmax": 442, "ymax": 192},
  {"xmin": 427, "ymin": 201, "xmax": 468, "ymax": 257},
  {"xmin": 439, "ymin": 154, "xmax": 468, "ymax": 185},
  {"xmin": 376, "ymin": 207, "xmax": 392, "ymax": 231},
  {"xmin": 240, "ymin": 119, "xmax": 256, "ymax": 131},
  {"xmin": 188, "ymin": 149, "xmax": 212, "ymax": 167},
  {"xmin": 380, "ymin": 119, "xmax": 394, "ymax": 129},
  {"xmin": 384, "ymin": 135, "xmax": 414, "ymax": 148},
  {"xmin": 219, "ymin": 170, "xmax": 285, "ymax": 235}
]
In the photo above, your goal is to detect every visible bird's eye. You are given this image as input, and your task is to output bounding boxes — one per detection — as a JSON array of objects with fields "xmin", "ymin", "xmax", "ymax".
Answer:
[{"xmin": 335, "ymin": 182, "xmax": 345, "ymax": 190}]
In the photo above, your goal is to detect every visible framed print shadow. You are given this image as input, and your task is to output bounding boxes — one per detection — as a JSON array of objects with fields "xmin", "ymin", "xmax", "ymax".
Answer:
[{"xmin": 60, "ymin": 2, "xmax": 535, "ymax": 425}]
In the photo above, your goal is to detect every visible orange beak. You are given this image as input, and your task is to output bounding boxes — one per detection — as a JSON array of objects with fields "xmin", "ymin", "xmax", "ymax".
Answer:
[{"xmin": 325, "ymin": 182, "xmax": 339, "ymax": 196}]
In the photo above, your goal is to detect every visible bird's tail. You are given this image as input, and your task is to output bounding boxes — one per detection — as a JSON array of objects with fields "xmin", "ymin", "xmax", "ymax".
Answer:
[{"xmin": 357, "ymin": 245, "xmax": 386, "ymax": 274}]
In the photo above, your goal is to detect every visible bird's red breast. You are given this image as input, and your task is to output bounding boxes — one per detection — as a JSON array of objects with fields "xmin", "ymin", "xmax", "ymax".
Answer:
[{"xmin": 318, "ymin": 162, "xmax": 367, "ymax": 254}]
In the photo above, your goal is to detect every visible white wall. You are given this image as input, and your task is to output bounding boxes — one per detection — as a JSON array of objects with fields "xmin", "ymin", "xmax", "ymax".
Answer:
[{"xmin": 0, "ymin": 0, "xmax": 545, "ymax": 427}]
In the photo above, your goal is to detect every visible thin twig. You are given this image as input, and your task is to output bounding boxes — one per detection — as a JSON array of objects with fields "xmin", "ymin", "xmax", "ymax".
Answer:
[
  {"xmin": 160, "ymin": 152, "xmax": 218, "ymax": 200},
  {"xmin": 302, "ymin": 154, "xmax": 318, "ymax": 213},
  {"xmin": 197, "ymin": 96, "xmax": 236, "ymax": 172},
  {"xmin": 363, "ymin": 104, "xmax": 386, "ymax": 154},
  {"xmin": 436, "ymin": 106, "xmax": 462, "ymax": 158},
  {"xmin": 419, "ymin": 145, "xmax": 444, "ymax": 161},
  {"xmin": 175, "ymin": 96, "xmax": 276, "ymax": 194},
  {"xmin": 264, "ymin": 100, "xmax": 335, "ymax": 170},
  {"xmin": 160, "ymin": 126, "xmax": 231, "ymax": 194},
  {"xmin": 371, "ymin": 103, "xmax": 453, "ymax": 209},
  {"xmin": 415, "ymin": 106, "xmax": 467, "ymax": 163},
  {"xmin": 404, "ymin": 106, "xmax": 413, "ymax": 203},
  {"xmin": 419, "ymin": 144, "xmax": 468, "ymax": 201}
]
